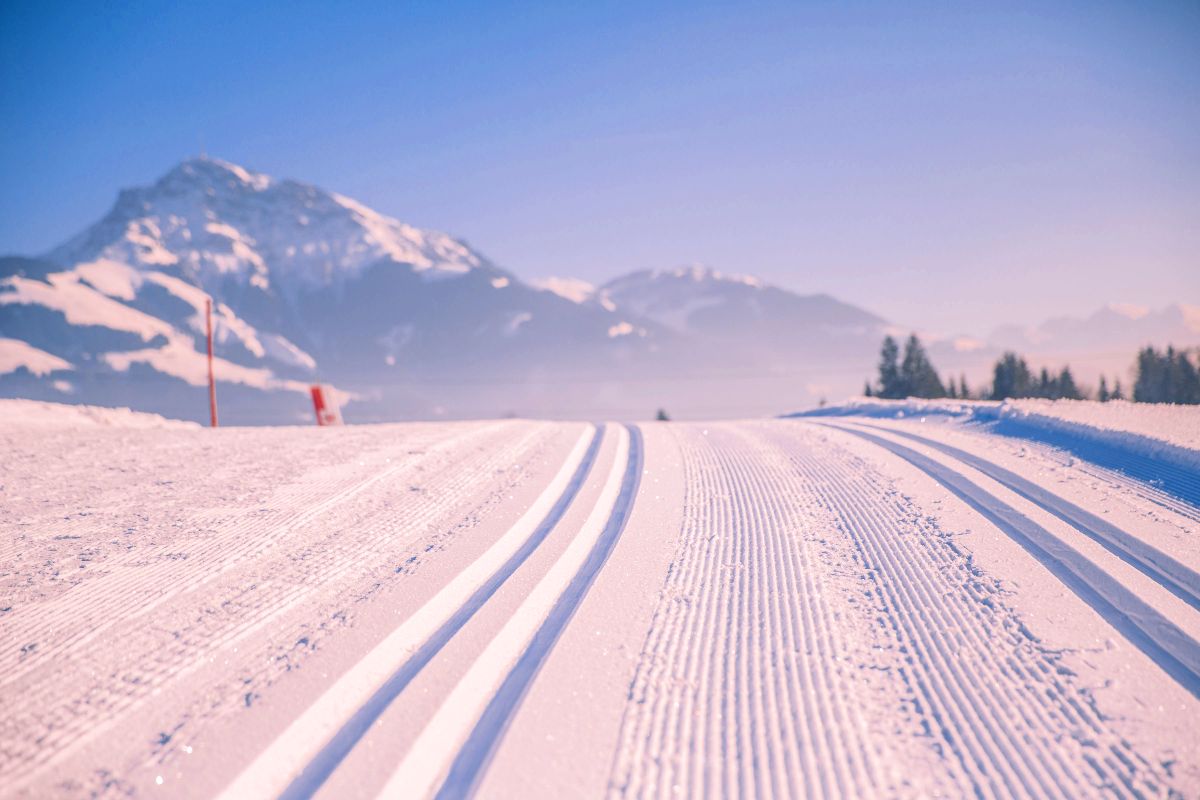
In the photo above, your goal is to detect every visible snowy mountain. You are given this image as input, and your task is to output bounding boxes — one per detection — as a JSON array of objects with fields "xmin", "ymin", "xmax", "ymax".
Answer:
[
  {"xmin": 48, "ymin": 158, "xmax": 485, "ymax": 291},
  {"xmin": 1, "ymin": 158, "xmax": 888, "ymax": 421},
  {"xmin": 918, "ymin": 302, "xmax": 1200, "ymax": 392},
  {"xmin": 990, "ymin": 303, "xmax": 1200, "ymax": 356},
  {"xmin": 595, "ymin": 265, "xmax": 882, "ymax": 340}
]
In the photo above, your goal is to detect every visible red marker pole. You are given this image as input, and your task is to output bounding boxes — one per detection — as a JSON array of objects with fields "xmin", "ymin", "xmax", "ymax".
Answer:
[
  {"xmin": 311, "ymin": 385, "xmax": 327, "ymax": 426},
  {"xmin": 206, "ymin": 298, "xmax": 219, "ymax": 428}
]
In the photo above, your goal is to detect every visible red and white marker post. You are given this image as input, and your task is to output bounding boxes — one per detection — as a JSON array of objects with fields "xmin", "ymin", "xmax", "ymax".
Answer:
[
  {"xmin": 205, "ymin": 298, "xmax": 219, "ymax": 427},
  {"xmin": 310, "ymin": 384, "xmax": 343, "ymax": 426}
]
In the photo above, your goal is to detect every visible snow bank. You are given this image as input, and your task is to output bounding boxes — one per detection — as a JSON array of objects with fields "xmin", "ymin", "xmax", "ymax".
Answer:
[
  {"xmin": 1001, "ymin": 398, "xmax": 1200, "ymax": 451},
  {"xmin": 789, "ymin": 397, "xmax": 987, "ymax": 421},
  {"xmin": 792, "ymin": 396, "xmax": 1200, "ymax": 471},
  {"xmin": 0, "ymin": 398, "xmax": 199, "ymax": 429}
]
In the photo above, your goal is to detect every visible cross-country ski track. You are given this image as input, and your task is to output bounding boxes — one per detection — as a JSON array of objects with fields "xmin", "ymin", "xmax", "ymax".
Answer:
[{"xmin": 2, "ymin": 407, "xmax": 1198, "ymax": 798}]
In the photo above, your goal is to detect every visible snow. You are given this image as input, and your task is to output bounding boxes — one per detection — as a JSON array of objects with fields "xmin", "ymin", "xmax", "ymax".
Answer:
[
  {"xmin": 2, "ymin": 410, "xmax": 1196, "ymax": 797},
  {"xmin": 204, "ymin": 157, "xmax": 272, "ymax": 191},
  {"xmin": 47, "ymin": 157, "xmax": 485, "ymax": 293},
  {"xmin": 530, "ymin": 276, "xmax": 595, "ymax": 304},
  {"xmin": 218, "ymin": 426, "xmax": 597, "ymax": 800},
  {"xmin": 73, "ymin": 258, "xmax": 140, "ymax": 300},
  {"xmin": 0, "ymin": 397, "xmax": 197, "ymax": 428},
  {"xmin": 0, "ymin": 338, "xmax": 72, "ymax": 376},
  {"xmin": 1005, "ymin": 397, "xmax": 1200, "ymax": 450},
  {"xmin": 0, "ymin": 255, "xmax": 319, "ymax": 388},
  {"xmin": 102, "ymin": 335, "xmax": 309, "ymax": 393},
  {"xmin": 261, "ymin": 333, "xmax": 318, "ymax": 372},
  {"xmin": 1, "ymin": 272, "xmax": 174, "ymax": 340},
  {"xmin": 798, "ymin": 396, "xmax": 1200, "ymax": 465},
  {"xmin": 122, "ymin": 219, "xmax": 180, "ymax": 265},
  {"xmin": 329, "ymin": 190, "xmax": 479, "ymax": 278},
  {"xmin": 504, "ymin": 311, "xmax": 533, "ymax": 335}
]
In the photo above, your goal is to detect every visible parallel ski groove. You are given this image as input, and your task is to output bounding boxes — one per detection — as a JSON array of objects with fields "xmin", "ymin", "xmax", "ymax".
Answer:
[
  {"xmin": 831, "ymin": 424, "xmax": 1200, "ymax": 699},
  {"xmin": 228, "ymin": 424, "xmax": 601, "ymax": 800},
  {"xmin": 1, "ymin": 422, "xmax": 550, "ymax": 787},
  {"xmin": 778, "ymin": 422, "xmax": 1168, "ymax": 797},
  {"xmin": 855, "ymin": 421, "xmax": 1200, "ymax": 611},
  {"xmin": 433, "ymin": 425, "xmax": 643, "ymax": 799},
  {"xmin": 609, "ymin": 424, "xmax": 879, "ymax": 799},
  {"xmin": 372, "ymin": 425, "xmax": 629, "ymax": 799}
]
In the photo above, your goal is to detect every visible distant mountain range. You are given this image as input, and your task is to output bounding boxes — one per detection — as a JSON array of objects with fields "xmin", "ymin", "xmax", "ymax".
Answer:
[
  {"xmin": 0, "ymin": 158, "xmax": 887, "ymax": 421},
  {"xmin": 1, "ymin": 158, "xmax": 1194, "ymax": 421},
  {"xmin": 921, "ymin": 302, "xmax": 1200, "ymax": 390}
]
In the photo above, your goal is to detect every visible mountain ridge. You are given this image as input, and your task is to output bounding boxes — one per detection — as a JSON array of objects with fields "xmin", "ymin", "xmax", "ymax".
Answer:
[{"xmin": 5, "ymin": 156, "xmax": 1192, "ymax": 420}]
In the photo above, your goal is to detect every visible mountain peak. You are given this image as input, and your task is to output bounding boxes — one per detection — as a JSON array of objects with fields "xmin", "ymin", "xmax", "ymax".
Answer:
[
  {"xmin": 45, "ymin": 158, "xmax": 486, "ymax": 290},
  {"xmin": 667, "ymin": 263, "xmax": 763, "ymax": 287},
  {"xmin": 161, "ymin": 156, "xmax": 273, "ymax": 193}
]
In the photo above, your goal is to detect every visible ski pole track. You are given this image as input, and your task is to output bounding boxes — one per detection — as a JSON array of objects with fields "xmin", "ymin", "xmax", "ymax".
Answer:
[
  {"xmin": 375, "ymin": 424, "xmax": 634, "ymax": 800},
  {"xmin": 434, "ymin": 424, "xmax": 643, "ymax": 799},
  {"xmin": 787, "ymin": 422, "xmax": 1172, "ymax": 797},
  {"xmin": 829, "ymin": 423, "xmax": 1200, "ymax": 701},
  {"xmin": 221, "ymin": 424, "xmax": 600, "ymax": 800},
  {"xmin": 851, "ymin": 421, "xmax": 1200, "ymax": 611},
  {"xmin": 0, "ymin": 421, "xmax": 562, "ymax": 788},
  {"xmin": 0, "ymin": 420, "xmax": 508, "ymax": 688},
  {"xmin": 609, "ymin": 424, "xmax": 885, "ymax": 800}
]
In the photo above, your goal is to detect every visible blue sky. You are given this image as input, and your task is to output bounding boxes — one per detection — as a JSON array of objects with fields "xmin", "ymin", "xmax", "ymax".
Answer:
[{"xmin": 2, "ymin": 1, "xmax": 1197, "ymax": 333}]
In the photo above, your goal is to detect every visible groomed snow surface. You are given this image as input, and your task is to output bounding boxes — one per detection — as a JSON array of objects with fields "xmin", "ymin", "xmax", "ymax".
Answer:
[{"xmin": 2, "ymin": 399, "xmax": 1198, "ymax": 798}]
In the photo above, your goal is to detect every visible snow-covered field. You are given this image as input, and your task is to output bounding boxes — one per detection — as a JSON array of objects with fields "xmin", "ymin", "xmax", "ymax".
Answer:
[{"xmin": 2, "ymin": 399, "xmax": 1198, "ymax": 798}]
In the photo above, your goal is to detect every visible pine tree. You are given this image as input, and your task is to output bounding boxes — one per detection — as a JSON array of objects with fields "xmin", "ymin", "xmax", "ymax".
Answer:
[
  {"xmin": 900, "ymin": 334, "xmax": 946, "ymax": 398},
  {"xmin": 1134, "ymin": 346, "xmax": 1163, "ymax": 402},
  {"xmin": 1112, "ymin": 379, "xmax": 1124, "ymax": 401},
  {"xmin": 1057, "ymin": 367, "xmax": 1082, "ymax": 400},
  {"xmin": 655, "ymin": 408, "xmax": 670, "ymax": 421},
  {"xmin": 947, "ymin": 380, "xmax": 958, "ymax": 399},
  {"xmin": 1170, "ymin": 348, "xmax": 1200, "ymax": 404},
  {"xmin": 1037, "ymin": 367, "xmax": 1054, "ymax": 399},
  {"xmin": 1098, "ymin": 375, "xmax": 1109, "ymax": 402},
  {"xmin": 1132, "ymin": 345, "xmax": 1200, "ymax": 404},
  {"xmin": 864, "ymin": 381, "xmax": 873, "ymax": 398},
  {"xmin": 877, "ymin": 336, "xmax": 902, "ymax": 399},
  {"xmin": 959, "ymin": 374, "xmax": 970, "ymax": 400},
  {"xmin": 991, "ymin": 352, "xmax": 1032, "ymax": 400}
]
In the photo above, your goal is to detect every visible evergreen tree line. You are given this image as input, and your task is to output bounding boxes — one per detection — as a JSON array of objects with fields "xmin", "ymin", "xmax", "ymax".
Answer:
[
  {"xmin": 867, "ymin": 334, "xmax": 964, "ymax": 399},
  {"xmin": 988, "ymin": 352, "xmax": 1084, "ymax": 400},
  {"xmin": 1132, "ymin": 346, "xmax": 1200, "ymax": 404},
  {"xmin": 865, "ymin": 337, "xmax": 1199, "ymax": 404}
]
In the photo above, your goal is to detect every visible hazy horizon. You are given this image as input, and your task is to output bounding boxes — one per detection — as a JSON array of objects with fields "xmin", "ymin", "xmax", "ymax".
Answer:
[{"xmin": 3, "ymin": 1, "xmax": 1198, "ymax": 334}]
